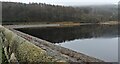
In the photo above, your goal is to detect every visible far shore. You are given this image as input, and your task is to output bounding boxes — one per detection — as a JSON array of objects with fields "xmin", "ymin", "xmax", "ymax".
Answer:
[{"xmin": 3, "ymin": 21, "xmax": 119, "ymax": 28}]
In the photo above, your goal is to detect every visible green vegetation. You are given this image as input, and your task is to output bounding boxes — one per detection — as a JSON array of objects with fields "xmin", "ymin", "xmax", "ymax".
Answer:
[
  {"xmin": 2, "ymin": 48, "xmax": 8, "ymax": 64},
  {"xmin": 0, "ymin": 37, "xmax": 2, "ymax": 64},
  {"xmin": 0, "ymin": 44, "xmax": 8, "ymax": 64},
  {"xmin": 2, "ymin": 2, "xmax": 117, "ymax": 25}
]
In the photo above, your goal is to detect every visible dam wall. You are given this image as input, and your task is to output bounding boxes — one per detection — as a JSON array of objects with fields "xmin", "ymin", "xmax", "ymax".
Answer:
[
  {"xmin": 0, "ymin": 26, "xmax": 68, "ymax": 63},
  {"xmin": 0, "ymin": 25, "xmax": 103, "ymax": 63}
]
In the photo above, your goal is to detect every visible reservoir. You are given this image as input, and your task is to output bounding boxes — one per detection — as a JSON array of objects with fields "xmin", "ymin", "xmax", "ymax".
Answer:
[{"xmin": 16, "ymin": 24, "xmax": 118, "ymax": 62}]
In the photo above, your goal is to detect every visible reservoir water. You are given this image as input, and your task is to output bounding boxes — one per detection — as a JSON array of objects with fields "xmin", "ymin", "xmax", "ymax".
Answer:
[{"xmin": 16, "ymin": 24, "xmax": 118, "ymax": 62}]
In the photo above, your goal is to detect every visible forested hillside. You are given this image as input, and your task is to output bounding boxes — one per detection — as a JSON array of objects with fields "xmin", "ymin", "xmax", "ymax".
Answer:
[{"xmin": 2, "ymin": 2, "xmax": 117, "ymax": 24}]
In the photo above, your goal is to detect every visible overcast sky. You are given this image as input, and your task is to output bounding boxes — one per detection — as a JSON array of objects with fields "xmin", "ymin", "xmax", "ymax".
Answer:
[{"xmin": 0, "ymin": 0, "xmax": 119, "ymax": 6}]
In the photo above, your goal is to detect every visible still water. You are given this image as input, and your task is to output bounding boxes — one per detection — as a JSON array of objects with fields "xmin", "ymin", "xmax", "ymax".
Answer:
[{"xmin": 16, "ymin": 24, "xmax": 118, "ymax": 62}]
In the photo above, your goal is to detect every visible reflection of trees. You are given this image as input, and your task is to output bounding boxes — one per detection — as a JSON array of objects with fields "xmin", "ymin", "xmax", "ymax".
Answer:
[{"xmin": 17, "ymin": 24, "xmax": 118, "ymax": 43}]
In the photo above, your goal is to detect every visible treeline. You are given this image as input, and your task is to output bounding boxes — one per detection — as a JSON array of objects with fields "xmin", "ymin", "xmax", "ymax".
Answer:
[{"xmin": 2, "ymin": 2, "xmax": 118, "ymax": 24}]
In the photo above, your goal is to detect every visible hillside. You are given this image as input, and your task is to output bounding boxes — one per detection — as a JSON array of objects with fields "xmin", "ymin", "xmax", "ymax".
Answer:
[{"xmin": 2, "ymin": 2, "xmax": 118, "ymax": 24}]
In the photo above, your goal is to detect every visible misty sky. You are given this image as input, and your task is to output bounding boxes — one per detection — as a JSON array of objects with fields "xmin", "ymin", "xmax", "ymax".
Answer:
[{"xmin": 0, "ymin": 0, "xmax": 119, "ymax": 6}]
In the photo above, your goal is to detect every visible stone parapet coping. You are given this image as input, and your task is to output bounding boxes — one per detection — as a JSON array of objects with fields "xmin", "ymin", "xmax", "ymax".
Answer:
[{"xmin": 0, "ymin": 26, "xmax": 68, "ymax": 63}]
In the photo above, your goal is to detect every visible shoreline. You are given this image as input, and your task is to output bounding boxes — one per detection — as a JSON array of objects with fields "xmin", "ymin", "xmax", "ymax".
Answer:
[{"xmin": 4, "ymin": 23, "xmax": 118, "ymax": 29}]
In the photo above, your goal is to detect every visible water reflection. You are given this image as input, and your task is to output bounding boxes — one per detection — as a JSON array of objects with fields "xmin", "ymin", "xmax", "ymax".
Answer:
[
  {"xmin": 16, "ymin": 24, "xmax": 118, "ymax": 62},
  {"xmin": 56, "ymin": 37, "xmax": 118, "ymax": 62},
  {"xmin": 16, "ymin": 24, "xmax": 118, "ymax": 43}
]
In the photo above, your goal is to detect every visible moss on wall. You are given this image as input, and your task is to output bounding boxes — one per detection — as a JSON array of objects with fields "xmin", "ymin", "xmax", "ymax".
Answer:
[
  {"xmin": 0, "ymin": 36, "xmax": 2, "ymax": 64},
  {"xmin": 0, "ymin": 26, "xmax": 67, "ymax": 63}
]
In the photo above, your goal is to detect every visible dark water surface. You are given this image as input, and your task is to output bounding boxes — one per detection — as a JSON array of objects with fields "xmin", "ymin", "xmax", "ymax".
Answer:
[{"xmin": 16, "ymin": 24, "xmax": 118, "ymax": 62}]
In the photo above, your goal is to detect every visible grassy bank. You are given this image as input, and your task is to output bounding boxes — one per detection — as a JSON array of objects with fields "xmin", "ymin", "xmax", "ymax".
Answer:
[
  {"xmin": 99, "ymin": 21, "xmax": 119, "ymax": 25},
  {"xmin": 3, "ymin": 21, "xmax": 118, "ymax": 25}
]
